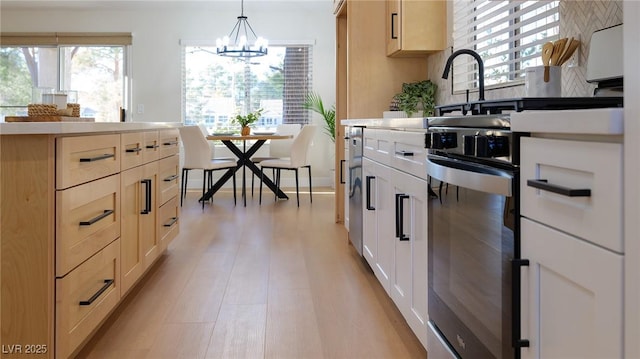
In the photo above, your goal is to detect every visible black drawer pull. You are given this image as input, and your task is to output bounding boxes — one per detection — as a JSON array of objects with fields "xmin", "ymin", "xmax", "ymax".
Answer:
[
  {"xmin": 366, "ymin": 176, "xmax": 375, "ymax": 210},
  {"xmin": 163, "ymin": 141, "xmax": 179, "ymax": 146},
  {"xmin": 79, "ymin": 153, "xmax": 114, "ymax": 162},
  {"xmin": 79, "ymin": 279, "xmax": 114, "ymax": 306},
  {"xmin": 395, "ymin": 193, "xmax": 410, "ymax": 241},
  {"xmin": 391, "ymin": 13, "xmax": 398, "ymax": 39},
  {"xmin": 395, "ymin": 150, "xmax": 414, "ymax": 157},
  {"xmin": 79, "ymin": 209, "xmax": 114, "ymax": 226},
  {"xmin": 146, "ymin": 144, "xmax": 160, "ymax": 149},
  {"xmin": 527, "ymin": 179, "xmax": 591, "ymax": 197},
  {"xmin": 164, "ymin": 174, "xmax": 179, "ymax": 182},
  {"xmin": 141, "ymin": 179, "xmax": 152, "ymax": 214},
  {"xmin": 125, "ymin": 147, "xmax": 142, "ymax": 153},
  {"xmin": 163, "ymin": 217, "xmax": 179, "ymax": 227},
  {"xmin": 339, "ymin": 160, "xmax": 346, "ymax": 184}
]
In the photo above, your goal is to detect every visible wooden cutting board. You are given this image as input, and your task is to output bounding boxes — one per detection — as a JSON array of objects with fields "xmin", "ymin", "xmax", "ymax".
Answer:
[{"xmin": 4, "ymin": 116, "xmax": 95, "ymax": 122}]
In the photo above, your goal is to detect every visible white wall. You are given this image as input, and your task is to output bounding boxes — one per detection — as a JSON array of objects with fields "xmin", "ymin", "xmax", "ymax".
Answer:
[{"xmin": 1, "ymin": 0, "xmax": 337, "ymax": 187}]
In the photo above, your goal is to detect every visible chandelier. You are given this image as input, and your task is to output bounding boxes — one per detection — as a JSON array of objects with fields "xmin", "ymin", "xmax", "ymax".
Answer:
[{"xmin": 215, "ymin": 0, "xmax": 268, "ymax": 58}]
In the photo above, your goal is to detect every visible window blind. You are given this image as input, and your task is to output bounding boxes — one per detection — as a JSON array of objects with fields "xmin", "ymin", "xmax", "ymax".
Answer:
[
  {"xmin": 1, "ymin": 32, "xmax": 133, "ymax": 46},
  {"xmin": 452, "ymin": 0, "xmax": 559, "ymax": 93}
]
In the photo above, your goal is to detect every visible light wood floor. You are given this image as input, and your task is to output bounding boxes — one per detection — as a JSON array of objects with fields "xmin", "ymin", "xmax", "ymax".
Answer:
[{"xmin": 77, "ymin": 189, "xmax": 427, "ymax": 359}]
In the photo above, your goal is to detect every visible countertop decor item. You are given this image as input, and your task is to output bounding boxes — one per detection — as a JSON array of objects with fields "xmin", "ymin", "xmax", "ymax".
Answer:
[
  {"xmin": 392, "ymin": 80, "xmax": 437, "ymax": 117},
  {"xmin": 232, "ymin": 108, "xmax": 263, "ymax": 135},
  {"xmin": 215, "ymin": 0, "xmax": 268, "ymax": 58},
  {"xmin": 303, "ymin": 92, "xmax": 335, "ymax": 142}
]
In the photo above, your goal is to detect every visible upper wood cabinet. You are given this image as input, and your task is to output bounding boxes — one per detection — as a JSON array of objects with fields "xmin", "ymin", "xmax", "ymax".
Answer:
[{"xmin": 386, "ymin": 0, "xmax": 447, "ymax": 57}]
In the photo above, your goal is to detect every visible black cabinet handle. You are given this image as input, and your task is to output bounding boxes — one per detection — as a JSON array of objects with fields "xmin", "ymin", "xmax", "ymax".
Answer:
[
  {"xmin": 125, "ymin": 147, "xmax": 142, "ymax": 153},
  {"xmin": 79, "ymin": 279, "xmax": 114, "ymax": 306},
  {"xmin": 527, "ymin": 179, "xmax": 591, "ymax": 197},
  {"xmin": 395, "ymin": 193, "xmax": 409, "ymax": 241},
  {"xmin": 140, "ymin": 179, "xmax": 152, "ymax": 214},
  {"xmin": 339, "ymin": 160, "xmax": 346, "ymax": 184},
  {"xmin": 79, "ymin": 153, "xmax": 114, "ymax": 162},
  {"xmin": 163, "ymin": 141, "xmax": 179, "ymax": 146},
  {"xmin": 391, "ymin": 13, "xmax": 398, "ymax": 39},
  {"xmin": 164, "ymin": 174, "xmax": 179, "ymax": 182},
  {"xmin": 512, "ymin": 259, "xmax": 531, "ymax": 349},
  {"xmin": 79, "ymin": 209, "xmax": 114, "ymax": 226},
  {"xmin": 395, "ymin": 150, "xmax": 414, "ymax": 157},
  {"xmin": 366, "ymin": 176, "xmax": 376, "ymax": 210},
  {"xmin": 163, "ymin": 217, "xmax": 179, "ymax": 227},
  {"xmin": 146, "ymin": 144, "xmax": 160, "ymax": 149}
]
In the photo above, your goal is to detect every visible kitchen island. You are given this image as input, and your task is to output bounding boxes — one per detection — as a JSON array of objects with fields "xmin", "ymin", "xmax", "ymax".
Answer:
[{"xmin": 0, "ymin": 122, "xmax": 181, "ymax": 358}]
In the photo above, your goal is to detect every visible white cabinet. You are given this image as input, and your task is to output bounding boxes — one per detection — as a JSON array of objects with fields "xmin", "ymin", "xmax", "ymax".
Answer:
[
  {"xmin": 363, "ymin": 157, "xmax": 394, "ymax": 293},
  {"xmin": 389, "ymin": 166, "xmax": 428, "ymax": 346},
  {"xmin": 520, "ymin": 218, "xmax": 623, "ymax": 359},
  {"xmin": 362, "ymin": 128, "xmax": 428, "ymax": 348},
  {"xmin": 519, "ymin": 135, "xmax": 624, "ymax": 358}
]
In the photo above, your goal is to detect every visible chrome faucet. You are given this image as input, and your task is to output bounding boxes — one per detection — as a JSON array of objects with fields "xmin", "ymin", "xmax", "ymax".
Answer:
[{"xmin": 441, "ymin": 49, "xmax": 485, "ymax": 101}]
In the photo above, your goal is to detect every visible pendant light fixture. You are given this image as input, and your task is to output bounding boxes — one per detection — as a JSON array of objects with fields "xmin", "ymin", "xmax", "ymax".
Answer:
[{"xmin": 216, "ymin": 0, "xmax": 268, "ymax": 58}]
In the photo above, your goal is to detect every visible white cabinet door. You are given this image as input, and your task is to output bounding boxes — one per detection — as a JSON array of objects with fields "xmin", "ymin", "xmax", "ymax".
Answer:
[
  {"xmin": 390, "ymin": 167, "xmax": 428, "ymax": 347},
  {"xmin": 363, "ymin": 158, "xmax": 394, "ymax": 294},
  {"xmin": 521, "ymin": 218, "xmax": 623, "ymax": 359}
]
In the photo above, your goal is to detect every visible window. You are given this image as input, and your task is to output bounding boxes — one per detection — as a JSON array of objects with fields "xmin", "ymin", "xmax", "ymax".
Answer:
[
  {"xmin": 182, "ymin": 44, "xmax": 312, "ymax": 133},
  {"xmin": 452, "ymin": 0, "xmax": 559, "ymax": 93},
  {"xmin": 0, "ymin": 33, "xmax": 131, "ymax": 122}
]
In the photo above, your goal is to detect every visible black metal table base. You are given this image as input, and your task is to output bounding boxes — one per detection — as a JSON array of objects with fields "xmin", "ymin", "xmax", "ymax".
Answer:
[{"xmin": 199, "ymin": 139, "xmax": 289, "ymax": 206}]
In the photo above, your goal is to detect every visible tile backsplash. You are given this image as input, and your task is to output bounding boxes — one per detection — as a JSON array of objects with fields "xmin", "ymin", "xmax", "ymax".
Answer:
[{"xmin": 427, "ymin": 0, "xmax": 623, "ymax": 107}]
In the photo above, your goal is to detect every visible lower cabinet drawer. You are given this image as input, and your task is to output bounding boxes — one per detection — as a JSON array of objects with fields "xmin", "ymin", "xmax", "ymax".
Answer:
[
  {"xmin": 390, "ymin": 130, "xmax": 427, "ymax": 179},
  {"xmin": 56, "ymin": 134, "xmax": 121, "ymax": 189},
  {"xmin": 520, "ymin": 137, "xmax": 623, "ymax": 252},
  {"xmin": 56, "ymin": 238, "xmax": 121, "ymax": 359},
  {"xmin": 159, "ymin": 129, "xmax": 180, "ymax": 158},
  {"xmin": 157, "ymin": 155, "xmax": 179, "ymax": 206},
  {"xmin": 158, "ymin": 196, "xmax": 179, "ymax": 249},
  {"xmin": 56, "ymin": 174, "xmax": 120, "ymax": 276},
  {"xmin": 363, "ymin": 128, "xmax": 391, "ymax": 166}
]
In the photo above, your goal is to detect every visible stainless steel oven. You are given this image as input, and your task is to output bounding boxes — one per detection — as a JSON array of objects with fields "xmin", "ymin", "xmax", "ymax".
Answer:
[{"xmin": 426, "ymin": 115, "xmax": 520, "ymax": 359}]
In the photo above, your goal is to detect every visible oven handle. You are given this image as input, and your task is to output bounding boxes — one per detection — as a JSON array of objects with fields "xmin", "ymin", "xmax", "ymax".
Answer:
[{"xmin": 427, "ymin": 155, "xmax": 513, "ymax": 197}]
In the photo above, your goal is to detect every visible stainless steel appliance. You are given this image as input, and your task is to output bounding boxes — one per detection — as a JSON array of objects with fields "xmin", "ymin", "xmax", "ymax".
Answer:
[{"xmin": 348, "ymin": 126, "xmax": 363, "ymax": 255}]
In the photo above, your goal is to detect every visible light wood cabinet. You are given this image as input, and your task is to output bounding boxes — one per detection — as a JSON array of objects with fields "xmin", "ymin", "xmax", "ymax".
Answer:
[
  {"xmin": 334, "ymin": 0, "xmax": 432, "ymax": 222},
  {"xmin": 386, "ymin": 0, "xmax": 447, "ymax": 57},
  {"xmin": 0, "ymin": 126, "xmax": 180, "ymax": 359}
]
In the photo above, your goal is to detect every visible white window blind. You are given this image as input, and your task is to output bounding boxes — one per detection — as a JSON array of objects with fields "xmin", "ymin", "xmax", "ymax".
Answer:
[{"xmin": 452, "ymin": 0, "xmax": 559, "ymax": 93}]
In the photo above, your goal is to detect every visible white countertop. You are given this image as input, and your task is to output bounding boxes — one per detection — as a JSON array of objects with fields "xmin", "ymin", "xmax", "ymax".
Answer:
[
  {"xmin": 510, "ymin": 108, "xmax": 623, "ymax": 135},
  {"xmin": 0, "ymin": 121, "xmax": 181, "ymax": 135},
  {"xmin": 341, "ymin": 117, "xmax": 428, "ymax": 130}
]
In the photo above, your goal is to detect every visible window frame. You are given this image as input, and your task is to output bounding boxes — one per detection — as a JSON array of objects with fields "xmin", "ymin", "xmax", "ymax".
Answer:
[{"xmin": 180, "ymin": 39, "xmax": 314, "ymax": 134}]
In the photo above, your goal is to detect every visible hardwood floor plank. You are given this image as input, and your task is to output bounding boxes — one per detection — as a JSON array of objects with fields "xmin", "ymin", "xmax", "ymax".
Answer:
[
  {"xmin": 264, "ymin": 287, "xmax": 324, "ymax": 359},
  {"xmin": 205, "ymin": 304, "xmax": 267, "ymax": 359},
  {"xmin": 146, "ymin": 323, "xmax": 214, "ymax": 359}
]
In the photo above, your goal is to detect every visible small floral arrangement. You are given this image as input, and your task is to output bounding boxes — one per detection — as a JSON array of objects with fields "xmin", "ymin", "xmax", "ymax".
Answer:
[{"xmin": 232, "ymin": 108, "xmax": 264, "ymax": 127}]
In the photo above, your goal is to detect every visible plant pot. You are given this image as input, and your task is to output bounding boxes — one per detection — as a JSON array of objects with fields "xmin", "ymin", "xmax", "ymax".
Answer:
[{"xmin": 241, "ymin": 126, "xmax": 251, "ymax": 136}]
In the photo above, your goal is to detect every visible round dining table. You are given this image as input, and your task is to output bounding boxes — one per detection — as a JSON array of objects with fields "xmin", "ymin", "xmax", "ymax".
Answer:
[{"xmin": 204, "ymin": 133, "xmax": 294, "ymax": 206}]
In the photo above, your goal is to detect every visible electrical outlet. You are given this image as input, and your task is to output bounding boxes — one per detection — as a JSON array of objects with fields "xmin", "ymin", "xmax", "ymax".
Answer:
[{"xmin": 137, "ymin": 104, "xmax": 145, "ymax": 114}]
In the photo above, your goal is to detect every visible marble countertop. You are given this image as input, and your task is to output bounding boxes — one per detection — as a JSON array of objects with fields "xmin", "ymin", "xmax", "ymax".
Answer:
[
  {"xmin": 341, "ymin": 117, "xmax": 428, "ymax": 130},
  {"xmin": 0, "ymin": 121, "xmax": 182, "ymax": 135}
]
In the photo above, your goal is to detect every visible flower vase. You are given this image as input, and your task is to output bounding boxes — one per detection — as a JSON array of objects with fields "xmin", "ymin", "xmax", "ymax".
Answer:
[{"xmin": 241, "ymin": 126, "xmax": 251, "ymax": 136}]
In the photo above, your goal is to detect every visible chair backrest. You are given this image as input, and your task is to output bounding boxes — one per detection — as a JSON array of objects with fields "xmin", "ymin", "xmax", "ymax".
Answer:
[
  {"xmin": 179, "ymin": 126, "xmax": 214, "ymax": 169},
  {"xmin": 270, "ymin": 123, "xmax": 301, "ymax": 158},
  {"xmin": 290, "ymin": 124, "xmax": 317, "ymax": 168},
  {"xmin": 197, "ymin": 123, "xmax": 216, "ymax": 159}
]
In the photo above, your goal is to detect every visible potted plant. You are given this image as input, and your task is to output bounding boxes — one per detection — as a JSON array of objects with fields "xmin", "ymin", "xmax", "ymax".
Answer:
[
  {"xmin": 391, "ymin": 80, "xmax": 437, "ymax": 117},
  {"xmin": 303, "ymin": 92, "xmax": 335, "ymax": 142},
  {"xmin": 232, "ymin": 108, "xmax": 263, "ymax": 135}
]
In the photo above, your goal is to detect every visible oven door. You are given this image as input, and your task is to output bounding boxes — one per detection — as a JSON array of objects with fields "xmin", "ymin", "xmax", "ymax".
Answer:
[{"xmin": 427, "ymin": 154, "xmax": 516, "ymax": 359}]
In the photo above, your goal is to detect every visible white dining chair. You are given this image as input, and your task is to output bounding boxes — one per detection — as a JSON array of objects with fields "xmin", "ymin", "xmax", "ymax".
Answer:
[
  {"xmin": 179, "ymin": 126, "xmax": 237, "ymax": 209},
  {"xmin": 259, "ymin": 124, "xmax": 317, "ymax": 207},
  {"xmin": 250, "ymin": 123, "xmax": 301, "ymax": 195}
]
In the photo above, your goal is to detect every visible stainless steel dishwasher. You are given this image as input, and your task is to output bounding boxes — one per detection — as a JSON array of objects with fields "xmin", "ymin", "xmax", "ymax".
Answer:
[{"xmin": 347, "ymin": 126, "xmax": 363, "ymax": 255}]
